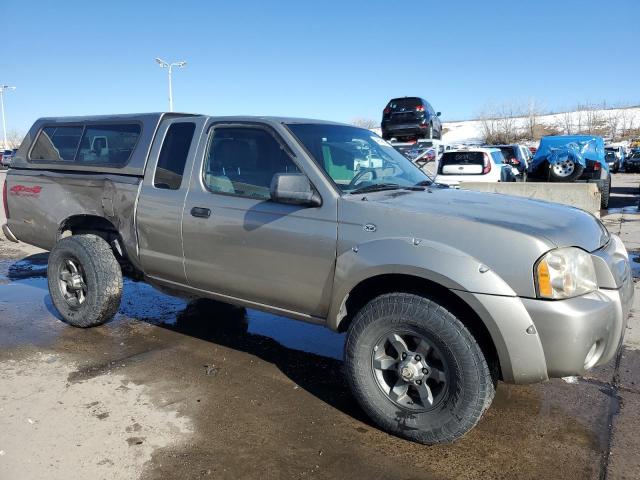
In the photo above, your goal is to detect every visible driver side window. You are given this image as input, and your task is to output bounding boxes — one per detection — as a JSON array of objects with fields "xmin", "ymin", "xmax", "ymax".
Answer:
[{"xmin": 203, "ymin": 127, "xmax": 300, "ymax": 200}]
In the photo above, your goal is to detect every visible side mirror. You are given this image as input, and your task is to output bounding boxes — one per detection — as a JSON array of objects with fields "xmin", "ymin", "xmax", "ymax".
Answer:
[
  {"xmin": 270, "ymin": 173, "xmax": 321, "ymax": 207},
  {"xmin": 436, "ymin": 111, "xmax": 441, "ymax": 117}
]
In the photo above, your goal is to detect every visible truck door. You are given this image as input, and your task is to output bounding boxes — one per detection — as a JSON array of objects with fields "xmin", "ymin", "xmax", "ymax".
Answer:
[
  {"xmin": 181, "ymin": 122, "xmax": 338, "ymax": 319},
  {"xmin": 137, "ymin": 117, "xmax": 207, "ymax": 284}
]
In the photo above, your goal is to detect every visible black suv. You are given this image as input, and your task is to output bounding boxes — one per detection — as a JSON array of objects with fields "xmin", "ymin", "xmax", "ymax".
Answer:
[
  {"xmin": 381, "ymin": 97, "xmax": 442, "ymax": 140},
  {"xmin": 626, "ymin": 151, "xmax": 640, "ymax": 172}
]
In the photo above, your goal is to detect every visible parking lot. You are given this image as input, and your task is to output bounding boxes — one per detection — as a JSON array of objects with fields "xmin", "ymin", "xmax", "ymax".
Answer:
[{"xmin": 0, "ymin": 171, "xmax": 637, "ymax": 480}]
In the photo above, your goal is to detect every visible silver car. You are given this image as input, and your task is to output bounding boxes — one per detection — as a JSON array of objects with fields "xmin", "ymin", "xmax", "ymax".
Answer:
[{"xmin": 3, "ymin": 114, "xmax": 634, "ymax": 444}]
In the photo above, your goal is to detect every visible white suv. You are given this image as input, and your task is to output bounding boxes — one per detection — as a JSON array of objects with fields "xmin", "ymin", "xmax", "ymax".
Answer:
[
  {"xmin": 0, "ymin": 149, "xmax": 15, "ymax": 168},
  {"xmin": 435, "ymin": 147, "xmax": 515, "ymax": 186}
]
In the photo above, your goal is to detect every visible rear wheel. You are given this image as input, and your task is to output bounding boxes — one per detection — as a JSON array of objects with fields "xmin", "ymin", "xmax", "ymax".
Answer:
[
  {"xmin": 48, "ymin": 234, "xmax": 122, "ymax": 328},
  {"xmin": 425, "ymin": 123, "xmax": 433, "ymax": 140},
  {"xmin": 344, "ymin": 293, "xmax": 495, "ymax": 444}
]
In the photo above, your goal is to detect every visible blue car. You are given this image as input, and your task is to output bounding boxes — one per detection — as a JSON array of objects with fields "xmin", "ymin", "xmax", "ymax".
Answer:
[
  {"xmin": 529, "ymin": 135, "xmax": 611, "ymax": 208},
  {"xmin": 530, "ymin": 135, "xmax": 607, "ymax": 181}
]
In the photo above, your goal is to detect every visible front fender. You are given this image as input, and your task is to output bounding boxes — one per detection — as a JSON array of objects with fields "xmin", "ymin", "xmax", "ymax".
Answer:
[{"xmin": 327, "ymin": 236, "xmax": 516, "ymax": 331}]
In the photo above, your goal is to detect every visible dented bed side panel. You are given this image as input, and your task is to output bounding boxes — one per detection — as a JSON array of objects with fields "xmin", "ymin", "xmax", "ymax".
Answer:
[{"xmin": 5, "ymin": 169, "xmax": 142, "ymax": 268}]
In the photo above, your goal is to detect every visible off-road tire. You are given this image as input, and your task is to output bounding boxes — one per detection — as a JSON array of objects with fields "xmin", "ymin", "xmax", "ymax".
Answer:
[
  {"xmin": 600, "ymin": 176, "xmax": 611, "ymax": 209},
  {"xmin": 344, "ymin": 293, "xmax": 495, "ymax": 444},
  {"xmin": 48, "ymin": 234, "xmax": 122, "ymax": 328}
]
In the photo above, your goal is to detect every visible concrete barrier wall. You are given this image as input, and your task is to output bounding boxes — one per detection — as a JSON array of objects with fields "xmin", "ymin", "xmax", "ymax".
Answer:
[{"xmin": 460, "ymin": 181, "xmax": 602, "ymax": 217}]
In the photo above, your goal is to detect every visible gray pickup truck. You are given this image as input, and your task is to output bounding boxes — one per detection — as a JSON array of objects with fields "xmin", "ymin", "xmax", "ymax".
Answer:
[{"xmin": 2, "ymin": 113, "xmax": 634, "ymax": 444}]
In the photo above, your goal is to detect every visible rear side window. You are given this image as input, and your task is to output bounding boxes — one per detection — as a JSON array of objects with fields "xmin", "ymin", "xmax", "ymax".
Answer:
[
  {"xmin": 76, "ymin": 125, "xmax": 141, "ymax": 165},
  {"xmin": 154, "ymin": 122, "xmax": 196, "ymax": 190},
  {"xmin": 491, "ymin": 151, "xmax": 504, "ymax": 164},
  {"xmin": 498, "ymin": 147, "xmax": 517, "ymax": 162},
  {"xmin": 30, "ymin": 126, "xmax": 83, "ymax": 161},
  {"xmin": 426, "ymin": 102, "xmax": 435, "ymax": 115},
  {"xmin": 30, "ymin": 123, "xmax": 141, "ymax": 166}
]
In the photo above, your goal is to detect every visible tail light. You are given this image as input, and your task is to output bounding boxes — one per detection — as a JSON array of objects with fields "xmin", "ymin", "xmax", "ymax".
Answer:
[
  {"xmin": 415, "ymin": 105, "xmax": 425, "ymax": 112},
  {"xmin": 511, "ymin": 158, "xmax": 520, "ymax": 165},
  {"xmin": 593, "ymin": 162, "xmax": 601, "ymax": 171},
  {"xmin": 2, "ymin": 177, "xmax": 8, "ymax": 219},
  {"xmin": 483, "ymin": 154, "xmax": 491, "ymax": 174},
  {"xmin": 383, "ymin": 107, "xmax": 391, "ymax": 115}
]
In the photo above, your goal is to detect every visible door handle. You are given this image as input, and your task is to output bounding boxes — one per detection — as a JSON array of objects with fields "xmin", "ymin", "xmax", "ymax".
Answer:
[{"xmin": 190, "ymin": 207, "xmax": 211, "ymax": 218}]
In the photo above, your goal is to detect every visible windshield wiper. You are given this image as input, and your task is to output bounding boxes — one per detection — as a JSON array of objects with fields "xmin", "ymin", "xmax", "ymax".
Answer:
[
  {"xmin": 349, "ymin": 183, "xmax": 401, "ymax": 195},
  {"xmin": 414, "ymin": 179, "xmax": 433, "ymax": 187}
]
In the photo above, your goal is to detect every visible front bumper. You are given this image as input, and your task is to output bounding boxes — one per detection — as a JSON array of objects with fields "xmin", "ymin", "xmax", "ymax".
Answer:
[
  {"xmin": 521, "ymin": 282, "xmax": 633, "ymax": 378},
  {"xmin": 382, "ymin": 123, "xmax": 425, "ymax": 137},
  {"xmin": 456, "ymin": 237, "xmax": 634, "ymax": 384}
]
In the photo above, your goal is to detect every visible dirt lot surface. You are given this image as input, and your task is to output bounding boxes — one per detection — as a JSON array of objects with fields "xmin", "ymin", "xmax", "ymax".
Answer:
[{"xmin": 0, "ymin": 171, "xmax": 638, "ymax": 480}]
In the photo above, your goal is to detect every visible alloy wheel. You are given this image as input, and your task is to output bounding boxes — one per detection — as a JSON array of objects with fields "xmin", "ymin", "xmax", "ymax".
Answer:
[
  {"xmin": 371, "ymin": 331, "xmax": 449, "ymax": 412},
  {"xmin": 58, "ymin": 258, "xmax": 88, "ymax": 308}
]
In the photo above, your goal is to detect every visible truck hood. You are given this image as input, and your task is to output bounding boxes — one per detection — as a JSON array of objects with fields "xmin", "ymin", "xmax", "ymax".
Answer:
[{"xmin": 364, "ymin": 187, "xmax": 609, "ymax": 252}]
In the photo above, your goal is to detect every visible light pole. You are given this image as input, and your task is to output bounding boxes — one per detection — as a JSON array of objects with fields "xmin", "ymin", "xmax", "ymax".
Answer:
[
  {"xmin": 0, "ymin": 85, "xmax": 16, "ymax": 149},
  {"xmin": 155, "ymin": 58, "xmax": 186, "ymax": 112}
]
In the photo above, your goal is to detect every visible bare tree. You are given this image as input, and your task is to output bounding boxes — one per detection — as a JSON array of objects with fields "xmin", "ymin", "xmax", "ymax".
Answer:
[
  {"xmin": 479, "ymin": 103, "xmax": 523, "ymax": 144},
  {"xmin": 350, "ymin": 118, "xmax": 378, "ymax": 129},
  {"xmin": 618, "ymin": 108, "xmax": 636, "ymax": 139},
  {"xmin": 583, "ymin": 103, "xmax": 605, "ymax": 135},
  {"xmin": 604, "ymin": 109, "xmax": 621, "ymax": 141},
  {"xmin": 558, "ymin": 110, "xmax": 574, "ymax": 134},
  {"xmin": 524, "ymin": 99, "xmax": 544, "ymax": 140},
  {"xmin": 4, "ymin": 130, "xmax": 24, "ymax": 149},
  {"xmin": 574, "ymin": 107, "xmax": 584, "ymax": 133}
]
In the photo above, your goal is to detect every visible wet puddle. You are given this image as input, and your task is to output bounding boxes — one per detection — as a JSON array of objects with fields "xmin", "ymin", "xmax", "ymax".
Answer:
[
  {"xmin": 606, "ymin": 205, "xmax": 639, "ymax": 214},
  {"xmin": 630, "ymin": 251, "xmax": 640, "ymax": 279},
  {"xmin": 0, "ymin": 254, "xmax": 345, "ymax": 359}
]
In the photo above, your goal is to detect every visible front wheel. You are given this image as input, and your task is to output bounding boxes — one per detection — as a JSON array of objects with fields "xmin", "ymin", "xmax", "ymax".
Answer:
[
  {"xmin": 344, "ymin": 293, "xmax": 495, "ymax": 444},
  {"xmin": 47, "ymin": 234, "xmax": 123, "ymax": 328}
]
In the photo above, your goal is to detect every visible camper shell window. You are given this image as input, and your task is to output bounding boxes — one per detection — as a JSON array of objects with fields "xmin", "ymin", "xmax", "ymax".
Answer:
[{"xmin": 29, "ymin": 123, "xmax": 142, "ymax": 166}]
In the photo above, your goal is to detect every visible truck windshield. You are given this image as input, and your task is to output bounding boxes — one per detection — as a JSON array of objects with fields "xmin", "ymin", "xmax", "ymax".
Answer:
[{"xmin": 287, "ymin": 124, "xmax": 431, "ymax": 193}]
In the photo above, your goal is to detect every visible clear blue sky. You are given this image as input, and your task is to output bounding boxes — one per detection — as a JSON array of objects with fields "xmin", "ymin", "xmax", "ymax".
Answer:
[{"xmin": 2, "ymin": 0, "xmax": 638, "ymax": 133}]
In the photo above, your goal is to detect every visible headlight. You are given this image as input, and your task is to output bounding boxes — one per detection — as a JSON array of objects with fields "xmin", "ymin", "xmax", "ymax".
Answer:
[{"xmin": 535, "ymin": 247, "xmax": 597, "ymax": 299}]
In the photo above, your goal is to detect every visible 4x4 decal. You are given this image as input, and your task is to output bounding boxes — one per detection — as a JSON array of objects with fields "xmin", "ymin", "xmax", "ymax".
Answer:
[{"xmin": 10, "ymin": 185, "xmax": 42, "ymax": 197}]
